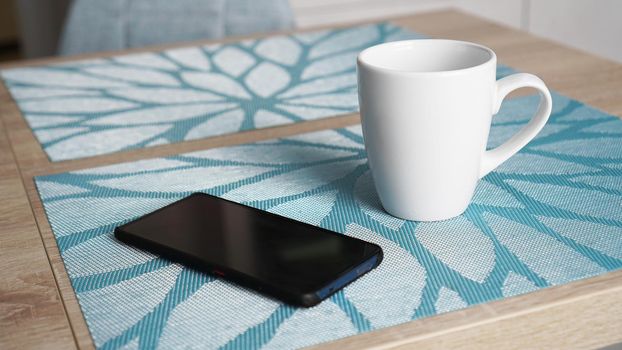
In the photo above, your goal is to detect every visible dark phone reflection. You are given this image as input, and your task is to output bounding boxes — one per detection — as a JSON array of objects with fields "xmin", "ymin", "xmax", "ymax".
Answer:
[{"xmin": 123, "ymin": 194, "xmax": 367, "ymax": 292}]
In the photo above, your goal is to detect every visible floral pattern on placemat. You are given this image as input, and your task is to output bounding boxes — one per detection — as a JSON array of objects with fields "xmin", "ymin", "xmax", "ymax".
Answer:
[
  {"xmin": 1, "ymin": 23, "xmax": 518, "ymax": 162},
  {"xmin": 35, "ymin": 91, "xmax": 622, "ymax": 349},
  {"xmin": 1, "ymin": 23, "xmax": 425, "ymax": 161}
]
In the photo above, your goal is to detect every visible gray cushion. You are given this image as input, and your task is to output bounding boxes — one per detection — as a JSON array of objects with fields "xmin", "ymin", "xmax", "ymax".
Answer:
[{"xmin": 59, "ymin": 0, "xmax": 294, "ymax": 55}]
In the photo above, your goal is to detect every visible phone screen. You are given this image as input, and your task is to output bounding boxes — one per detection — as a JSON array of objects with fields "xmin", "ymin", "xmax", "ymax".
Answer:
[{"xmin": 115, "ymin": 193, "xmax": 381, "ymax": 305}]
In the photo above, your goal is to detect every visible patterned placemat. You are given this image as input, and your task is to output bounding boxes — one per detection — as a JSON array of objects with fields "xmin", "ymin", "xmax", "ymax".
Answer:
[
  {"xmin": 35, "ymin": 90, "xmax": 622, "ymax": 349},
  {"xmin": 0, "ymin": 23, "xmax": 517, "ymax": 163},
  {"xmin": 0, "ymin": 23, "xmax": 423, "ymax": 161}
]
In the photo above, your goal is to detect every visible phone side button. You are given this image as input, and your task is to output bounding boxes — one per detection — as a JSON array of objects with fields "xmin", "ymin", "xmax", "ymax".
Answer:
[{"xmin": 356, "ymin": 262, "xmax": 373, "ymax": 276}]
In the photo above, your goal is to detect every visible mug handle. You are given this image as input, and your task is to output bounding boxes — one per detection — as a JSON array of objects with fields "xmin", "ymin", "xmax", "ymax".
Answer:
[{"xmin": 479, "ymin": 73, "xmax": 553, "ymax": 178}]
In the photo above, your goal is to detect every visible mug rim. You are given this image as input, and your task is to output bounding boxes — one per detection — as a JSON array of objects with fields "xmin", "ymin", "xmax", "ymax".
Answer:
[{"xmin": 357, "ymin": 39, "xmax": 497, "ymax": 75}]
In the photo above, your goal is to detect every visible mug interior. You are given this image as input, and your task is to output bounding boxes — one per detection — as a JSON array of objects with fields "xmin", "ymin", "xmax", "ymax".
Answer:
[{"xmin": 358, "ymin": 39, "xmax": 494, "ymax": 73}]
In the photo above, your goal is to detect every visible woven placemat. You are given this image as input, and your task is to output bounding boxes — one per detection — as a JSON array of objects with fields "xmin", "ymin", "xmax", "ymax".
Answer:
[
  {"xmin": 0, "ymin": 23, "xmax": 517, "ymax": 162},
  {"xmin": 36, "ymin": 90, "xmax": 622, "ymax": 349},
  {"xmin": 1, "ymin": 23, "xmax": 427, "ymax": 161}
]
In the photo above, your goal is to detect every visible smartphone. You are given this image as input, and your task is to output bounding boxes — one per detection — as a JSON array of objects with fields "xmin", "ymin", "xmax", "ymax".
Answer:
[{"xmin": 114, "ymin": 193, "xmax": 382, "ymax": 307}]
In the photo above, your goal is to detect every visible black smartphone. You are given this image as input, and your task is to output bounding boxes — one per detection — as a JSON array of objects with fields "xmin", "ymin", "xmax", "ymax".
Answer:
[{"xmin": 114, "ymin": 193, "xmax": 382, "ymax": 307}]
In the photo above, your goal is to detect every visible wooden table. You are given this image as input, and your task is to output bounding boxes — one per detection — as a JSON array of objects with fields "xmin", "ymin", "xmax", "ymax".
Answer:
[{"xmin": 1, "ymin": 9, "xmax": 621, "ymax": 350}]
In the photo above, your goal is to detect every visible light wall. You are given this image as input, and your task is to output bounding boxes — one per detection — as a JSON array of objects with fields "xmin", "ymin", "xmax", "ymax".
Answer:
[{"xmin": 290, "ymin": 0, "xmax": 622, "ymax": 64}]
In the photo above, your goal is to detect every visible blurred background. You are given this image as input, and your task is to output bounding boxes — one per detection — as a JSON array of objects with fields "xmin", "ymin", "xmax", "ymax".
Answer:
[{"xmin": 0, "ymin": 0, "xmax": 620, "ymax": 63}]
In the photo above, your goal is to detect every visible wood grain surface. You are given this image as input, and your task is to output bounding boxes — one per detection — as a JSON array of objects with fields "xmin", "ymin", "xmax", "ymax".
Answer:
[
  {"xmin": 0, "ymin": 85, "xmax": 76, "ymax": 349},
  {"xmin": 1, "ymin": 9, "xmax": 621, "ymax": 349}
]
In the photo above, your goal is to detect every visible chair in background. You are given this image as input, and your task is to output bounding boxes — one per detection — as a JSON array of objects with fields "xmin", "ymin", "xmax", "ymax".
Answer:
[
  {"xmin": 15, "ymin": 0, "xmax": 295, "ymax": 57},
  {"xmin": 59, "ymin": 0, "xmax": 295, "ymax": 55}
]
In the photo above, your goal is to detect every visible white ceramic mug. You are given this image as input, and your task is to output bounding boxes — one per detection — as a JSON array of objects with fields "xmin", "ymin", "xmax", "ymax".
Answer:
[{"xmin": 357, "ymin": 39, "xmax": 552, "ymax": 221}]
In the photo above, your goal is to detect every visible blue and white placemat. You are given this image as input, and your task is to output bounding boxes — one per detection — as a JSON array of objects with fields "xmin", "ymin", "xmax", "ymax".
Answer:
[
  {"xmin": 1, "ymin": 23, "xmax": 427, "ymax": 161},
  {"xmin": 0, "ymin": 23, "xmax": 517, "ymax": 162},
  {"xmin": 36, "ymin": 91, "xmax": 622, "ymax": 349}
]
